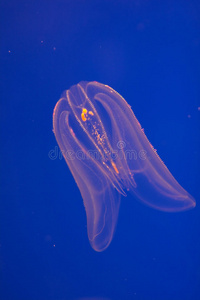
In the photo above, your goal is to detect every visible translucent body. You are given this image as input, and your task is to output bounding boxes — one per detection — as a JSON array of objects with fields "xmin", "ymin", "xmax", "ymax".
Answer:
[{"xmin": 53, "ymin": 81, "xmax": 196, "ymax": 252}]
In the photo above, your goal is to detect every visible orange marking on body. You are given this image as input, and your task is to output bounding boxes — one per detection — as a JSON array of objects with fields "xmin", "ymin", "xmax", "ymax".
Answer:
[
  {"xmin": 81, "ymin": 108, "xmax": 88, "ymax": 122},
  {"xmin": 111, "ymin": 161, "xmax": 119, "ymax": 174}
]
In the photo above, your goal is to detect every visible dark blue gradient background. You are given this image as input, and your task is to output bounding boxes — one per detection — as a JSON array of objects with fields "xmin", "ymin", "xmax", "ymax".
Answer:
[{"xmin": 1, "ymin": 1, "xmax": 200, "ymax": 300}]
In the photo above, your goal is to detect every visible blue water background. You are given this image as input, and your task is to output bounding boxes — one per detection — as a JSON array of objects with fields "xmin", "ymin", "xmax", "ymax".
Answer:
[{"xmin": 1, "ymin": 1, "xmax": 200, "ymax": 299}]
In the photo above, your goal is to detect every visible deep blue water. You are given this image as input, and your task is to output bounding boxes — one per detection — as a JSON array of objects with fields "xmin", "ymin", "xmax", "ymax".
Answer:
[{"xmin": 1, "ymin": 1, "xmax": 200, "ymax": 300}]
